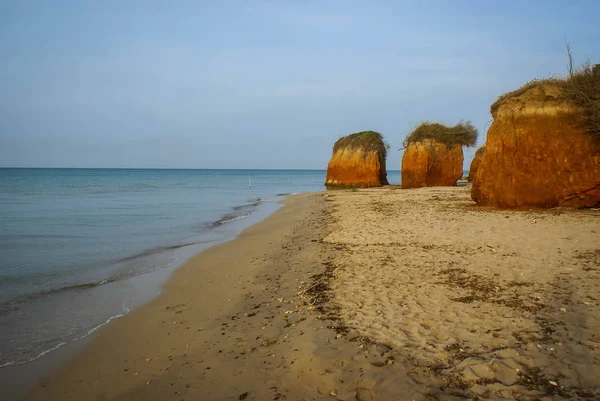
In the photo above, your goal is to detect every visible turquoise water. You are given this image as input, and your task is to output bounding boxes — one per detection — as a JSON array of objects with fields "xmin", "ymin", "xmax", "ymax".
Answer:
[{"xmin": 0, "ymin": 168, "xmax": 336, "ymax": 367}]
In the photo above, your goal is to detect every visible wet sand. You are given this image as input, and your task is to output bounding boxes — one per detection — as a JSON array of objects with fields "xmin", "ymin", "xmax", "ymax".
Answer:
[{"xmin": 19, "ymin": 187, "xmax": 600, "ymax": 400}]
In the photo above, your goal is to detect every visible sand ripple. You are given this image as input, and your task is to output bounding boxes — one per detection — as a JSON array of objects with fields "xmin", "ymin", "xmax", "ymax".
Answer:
[{"xmin": 323, "ymin": 186, "xmax": 600, "ymax": 399}]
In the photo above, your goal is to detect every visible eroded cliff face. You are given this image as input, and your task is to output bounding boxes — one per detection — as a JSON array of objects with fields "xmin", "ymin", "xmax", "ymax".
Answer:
[
  {"xmin": 401, "ymin": 139, "xmax": 464, "ymax": 189},
  {"xmin": 471, "ymin": 84, "xmax": 600, "ymax": 208},
  {"xmin": 468, "ymin": 146, "xmax": 485, "ymax": 182},
  {"xmin": 325, "ymin": 148, "xmax": 388, "ymax": 188}
]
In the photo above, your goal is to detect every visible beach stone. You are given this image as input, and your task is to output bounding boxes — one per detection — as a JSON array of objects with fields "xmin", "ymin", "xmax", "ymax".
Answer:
[
  {"xmin": 471, "ymin": 83, "xmax": 600, "ymax": 208},
  {"xmin": 402, "ymin": 139, "xmax": 464, "ymax": 189},
  {"xmin": 355, "ymin": 388, "xmax": 376, "ymax": 401}
]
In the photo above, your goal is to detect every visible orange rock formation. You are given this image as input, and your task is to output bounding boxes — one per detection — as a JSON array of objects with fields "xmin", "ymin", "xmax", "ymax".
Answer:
[
  {"xmin": 468, "ymin": 146, "xmax": 485, "ymax": 182},
  {"xmin": 401, "ymin": 139, "xmax": 464, "ymax": 189},
  {"xmin": 471, "ymin": 84, "xmax": 600, "ymax": 208},
  {"xmin": 325, "ymin": 131, "xmax": 388, "ymax": 188}
]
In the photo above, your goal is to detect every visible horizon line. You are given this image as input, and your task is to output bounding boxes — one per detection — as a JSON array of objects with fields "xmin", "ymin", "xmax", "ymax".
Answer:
[{"xmin": 0, "ymin": 167, "xmax": 410, "ymax": 172}]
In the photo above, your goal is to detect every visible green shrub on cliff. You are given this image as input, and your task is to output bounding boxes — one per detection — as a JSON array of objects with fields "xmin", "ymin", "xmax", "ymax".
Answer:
[
  {"xmin": 490, "ymin": 61, "xmax": 600, "ymax": 139},
  {"xmin": 403, "ymin": 121, "xmax": 478, "ymax": 148},
  {"xmin": 333, "ymin": 131, "xmax": 390, "ymax": 161}
]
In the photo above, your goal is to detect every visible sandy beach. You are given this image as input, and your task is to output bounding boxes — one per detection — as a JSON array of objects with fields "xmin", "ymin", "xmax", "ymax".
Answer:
[
  {"xmin": 323, "ymin": 186, "xmax": 600, "ymax": 400},
  {"xmin": 18, "ymin": 186, "xmax": 600, "ymax": 401}
]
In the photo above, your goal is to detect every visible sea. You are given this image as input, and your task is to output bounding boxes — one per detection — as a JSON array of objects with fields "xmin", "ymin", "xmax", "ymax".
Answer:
[{"xmin": 0, "ymin": 168, "xmax": 402, "ymax": 371}]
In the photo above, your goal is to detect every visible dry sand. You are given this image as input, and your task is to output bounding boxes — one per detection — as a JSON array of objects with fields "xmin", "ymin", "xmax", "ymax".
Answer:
[
  {"xmin": 322, "ymin": 186, "xmax": 600, "ymax": 400},
  {"xmin": 19, "ymin": 186, "xmax": 600, "ymax": 401}
]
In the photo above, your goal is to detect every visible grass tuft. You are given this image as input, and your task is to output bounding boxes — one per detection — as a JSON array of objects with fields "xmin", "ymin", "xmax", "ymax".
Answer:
[
  {"xmin": 403, "ymin": 121, "xmax": 478, "ymax": 148},
  {"xmin": 332, "ymin": 131, "xmax": 390, "ymax": 161},
  {"xmin": 490, "ymin": 61, "xmax": 600, "ymax": 140},
  {"xmin": 563, "ymin": 62, "xmax": 600, "ymax": 138}
]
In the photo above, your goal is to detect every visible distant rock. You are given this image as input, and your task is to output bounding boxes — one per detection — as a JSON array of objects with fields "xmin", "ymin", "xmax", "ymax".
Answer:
[
  {"xmin": 401, "ymin": 139, "xmax": 464, "ymax": 189},
  {"xmin": 468, "ymin": 145, "xmax": 486, "ymax": 182},
  {"xmin": 400, "ymin": 122, "xmax": 477, "ymax": 189},
  {"xmin": 472, "ymin": 83, "xmax": 600, "ymax": 208},
  {"xmin": 325, "ymin": 131, "xmax": 389, "ymax": 188}
]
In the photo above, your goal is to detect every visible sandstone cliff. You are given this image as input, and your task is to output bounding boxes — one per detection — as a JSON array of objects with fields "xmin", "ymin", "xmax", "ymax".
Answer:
[
  {"xmin": 325, "ymin": 131, "xmax": 389, "ymax": 188},
  {"xmin": 467, "ymin": 145, "xmax": 485, "ymax": 182},
  {"xmin": 402, "ymin": 139, "xmax": 464, "ymax": 189},
  {"xmin": 471, "ymin": 84, "xmax": 600, "ymax": 208}
]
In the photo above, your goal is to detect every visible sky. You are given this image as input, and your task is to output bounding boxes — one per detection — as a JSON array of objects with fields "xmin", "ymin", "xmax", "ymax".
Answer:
[{"xmin": 1, "ymin": 1, "xmax": 599, "ymax": 170}]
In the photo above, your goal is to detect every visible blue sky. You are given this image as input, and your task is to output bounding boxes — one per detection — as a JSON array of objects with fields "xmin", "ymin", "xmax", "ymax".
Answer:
[{"xmin": 1, "ymin": 1, "xmax": 598, "ymax": 170}]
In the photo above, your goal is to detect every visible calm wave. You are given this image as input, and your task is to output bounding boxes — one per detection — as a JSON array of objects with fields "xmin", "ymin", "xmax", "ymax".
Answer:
[{"xmin": 0, "ymin": 168, "xmax": 334, "ymax": 367}]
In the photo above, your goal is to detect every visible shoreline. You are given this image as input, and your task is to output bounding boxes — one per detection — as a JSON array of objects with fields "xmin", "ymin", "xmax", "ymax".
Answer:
[
  {"xmin": 0, "ymin": 170, "xmax": 306, "ymax": 372},
  {"xmin": 17, "ymin": 192, "xmax": 339, "ymax": 401},
  {"xmin": 0, "ymin": 193, "xmax": 292, "ymax": 400},
  {"xmin": 8, "ymin": 186, "xmax": 600, "ymax": 400}
]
